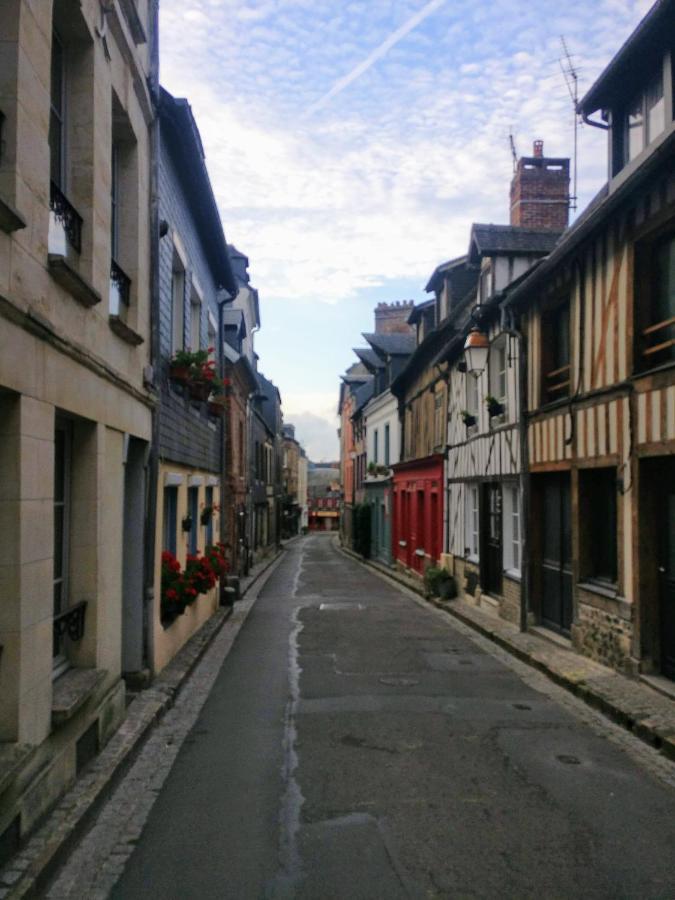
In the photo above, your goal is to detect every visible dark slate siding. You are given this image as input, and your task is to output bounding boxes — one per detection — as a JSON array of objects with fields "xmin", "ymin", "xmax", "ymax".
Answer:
[{"xmin": 157, "ymin": 130, "xmax": 221, "ymax": 472}]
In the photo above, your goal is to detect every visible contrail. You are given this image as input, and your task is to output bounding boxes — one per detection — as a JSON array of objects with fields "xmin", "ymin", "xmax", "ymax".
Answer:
[{"xmin": 304, "ymin": 0, "xmax": 447, "ymax": 118}]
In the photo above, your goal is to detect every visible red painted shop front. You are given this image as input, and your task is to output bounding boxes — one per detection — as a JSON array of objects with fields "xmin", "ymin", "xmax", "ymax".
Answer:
[{"xmin": 392, "ymin": 455, "xmax": 444, "ymax": 576}]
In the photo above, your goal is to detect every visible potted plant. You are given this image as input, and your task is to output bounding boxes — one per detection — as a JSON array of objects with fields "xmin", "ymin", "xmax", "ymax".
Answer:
[
  {"xmin": 485, "ymin": 394, "xmax": 504, "ymax": 417},
  {"xmin": 367, "ymin": 461, "xmax": 377, "ymax": 476},
  {"xmin": 169, "ymin": 348, "xmax": 199, "ymax": 385},
  {"xmin": 461, "ymin": 409, "xmax": 476, "ymax": 428},
  {"xmin": 200, "ymin": 502, "xmax": 220, "ymax": 526},
  {"xmin": 161, "ymin": 551, "xmax": 188, "ymax": 623},
  {"xmin": 181, "ymin": 514, "xmax": 193, "ymax": 532}
]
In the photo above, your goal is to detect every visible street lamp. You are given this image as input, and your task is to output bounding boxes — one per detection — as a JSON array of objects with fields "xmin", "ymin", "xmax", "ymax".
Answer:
[{"xmin": 463, "ymin": 325, "xmax": 489, "ymax": 378}]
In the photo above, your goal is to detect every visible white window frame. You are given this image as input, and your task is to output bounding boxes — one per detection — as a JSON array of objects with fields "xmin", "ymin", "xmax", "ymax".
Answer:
[
  {"xmin": 489, "ymin": 337, "xmax": 508, "ymax": 415},
  {"xmin": 190, "ymin": 282, "xmax": 202, "ymax": 352},
  {"xmin": 502, "ymin": 482, "xmax": 521, "ymax": 577},
  {"xmin": 171, "ymin": 248, "xmax": 185, "ymax": 353},
  {"xmin": 466, "ymin": 374, "xmax": 479, "ymax": 417},
  {"xmin": 464, "ymin": 483, "xmax": 479, "ymax": 561}
]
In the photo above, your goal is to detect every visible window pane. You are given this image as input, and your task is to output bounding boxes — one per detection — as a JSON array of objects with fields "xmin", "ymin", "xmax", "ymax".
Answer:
[
  {"xmin": 626, "ymin": 95, "xmax": 644, "ymax": 161},
  {"xmin": 646, "ymin": 72, "xmax": 665, "ymax": 143}
]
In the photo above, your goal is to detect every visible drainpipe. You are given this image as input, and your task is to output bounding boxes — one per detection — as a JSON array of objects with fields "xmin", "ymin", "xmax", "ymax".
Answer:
[
  {"xmin": 500, "ymin": 306, "xmax": 530, "ymax": 633},
  {"xmin": 143, "ymin": 0, "xmax": 161, "ymax": 675},
  {"xmin": 217, "ymin": 291, "xmax": 231, "ymax": 601}
]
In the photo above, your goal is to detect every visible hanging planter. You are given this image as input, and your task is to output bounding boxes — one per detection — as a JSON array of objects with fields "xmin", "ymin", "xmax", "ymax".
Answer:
[
  {"xmin": 200, "ymin": 503, "xmax": 220, "ymax": 526},
  {"xmin": 169, "ymin": 363, "xmax": 191, "ymax": 385},
  {"xmin": 181, "ymin": 514, "xmax": 193, "ymax": 533},
  {"xmin": 485, "ymin": 395, "xmax": 504, "ymax": 418},
  {"xmin": 461, "ymin": 409, "xmax": 476, "ymax": 428},
  {"xmin": 207, "ymin": 400, "xmax": 224, "ymax": 418}
]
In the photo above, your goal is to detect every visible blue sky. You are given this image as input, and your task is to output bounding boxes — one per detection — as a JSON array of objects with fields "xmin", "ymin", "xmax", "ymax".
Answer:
[{"xmin": 160, "ymin": 0, "xmax": 652, "ymax": 460}]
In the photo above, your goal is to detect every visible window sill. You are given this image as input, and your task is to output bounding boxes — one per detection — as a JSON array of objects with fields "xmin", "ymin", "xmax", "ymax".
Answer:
[
  {"xmin": 109, "ymin": 314, "xmax": 144, "ymax": 346},
  {"xmin": 0, "ymin": 195, "xmax": 26, "ymax": 234},
  {"xmin": 48, "ymin": 254, "xmax": 102, "ymax": 308},
  {"xmin": 465, "ymin": 554, "xmax": 479, "ymax": 565},
  {"xmin": 51, "ymin": 667, "xmax": 106, "ymax": 728},
  {"xmin": 577, "ymin": 579, "xmax": 620, "ymax": 601},
  {"xmin": 504, "ymin": 568, "xmax": 521, "ymax": 582}
]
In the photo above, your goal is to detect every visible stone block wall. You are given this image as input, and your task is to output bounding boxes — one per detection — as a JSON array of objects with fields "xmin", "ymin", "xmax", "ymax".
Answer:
[{"xmin": 571, "ymin": 589, "xmax": 634, "ymax": 673}]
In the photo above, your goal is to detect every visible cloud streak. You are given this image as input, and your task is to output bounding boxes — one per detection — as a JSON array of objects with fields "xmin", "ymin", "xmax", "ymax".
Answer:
[{"xmin": 304, "ymin": 0, "xmax": 447, "ymax": 117}]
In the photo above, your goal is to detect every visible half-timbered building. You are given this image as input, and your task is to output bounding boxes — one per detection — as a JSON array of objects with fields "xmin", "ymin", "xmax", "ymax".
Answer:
[{"xmin": 506, "ymin": 0, "xmax": 675, "ymax": 678}]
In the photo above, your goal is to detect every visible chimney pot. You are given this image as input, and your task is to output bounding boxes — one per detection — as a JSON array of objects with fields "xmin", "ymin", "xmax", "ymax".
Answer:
[{"xmin": 533, "ymin": 139, "xmax": 544, "ymax": 158}]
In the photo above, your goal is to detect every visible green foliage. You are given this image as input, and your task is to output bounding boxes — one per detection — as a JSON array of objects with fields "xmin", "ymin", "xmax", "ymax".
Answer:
[{"xmin": 424, "ymin": 565, "xmax": 455, "ymax": 599}]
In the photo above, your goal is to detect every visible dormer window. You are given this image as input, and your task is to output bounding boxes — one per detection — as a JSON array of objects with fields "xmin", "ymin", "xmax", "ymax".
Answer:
[{"xmin": 616, "ymin": 65, "xmax": 666, "ymax": 173}]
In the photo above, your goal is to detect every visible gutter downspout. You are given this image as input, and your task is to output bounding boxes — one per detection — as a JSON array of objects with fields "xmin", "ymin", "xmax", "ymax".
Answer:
[
  {"xmin": 580, "ymin": 110, "xmax": 609, "ymax": 131},
  {"xmin": 144, "ymin": 0, "xmax": 161, "ymax": 675},
  {"xmin": 217, "ymin": 291, "xmax": 231, "ymax": 602}
]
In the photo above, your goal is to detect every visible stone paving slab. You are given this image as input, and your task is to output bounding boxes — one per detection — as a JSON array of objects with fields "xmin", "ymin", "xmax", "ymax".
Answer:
[
  {"xmin": 338, "ymin": 541, "xmax": 675, "ymax": 763},
  {"xmin": 0, "ymin": 546, "xmax": 288, "ymax": 900}
]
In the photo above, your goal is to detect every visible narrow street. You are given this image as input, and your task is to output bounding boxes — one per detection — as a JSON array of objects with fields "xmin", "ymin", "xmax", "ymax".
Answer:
[{"xmin": 48, "ymin": 534, "xmax": 675, "ymax": 900}]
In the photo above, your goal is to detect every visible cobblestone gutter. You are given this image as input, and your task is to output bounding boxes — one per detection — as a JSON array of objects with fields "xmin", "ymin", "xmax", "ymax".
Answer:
[
  {"xmin": 337, "ymin": 540, "xmax": 675, "ymax": 764},
  {"xmin": 0, "ymin": 548, "xmax": 288, "ymax": 900}
]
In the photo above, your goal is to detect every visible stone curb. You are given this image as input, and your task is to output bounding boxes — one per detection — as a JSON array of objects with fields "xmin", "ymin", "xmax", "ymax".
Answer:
[
  {"xmin": 336, "ymin": 540, "xmax": 675, "ymax": 764},
  {"xmin": 1, "ymin": 548, "xmax": 287, "ymax": 900}
]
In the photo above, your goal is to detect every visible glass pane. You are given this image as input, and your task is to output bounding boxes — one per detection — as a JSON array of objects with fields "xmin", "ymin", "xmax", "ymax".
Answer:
[
  {"xmin": 626, "ymin": 95, "xmax": 644, "ymax": 161},
  {"xmin": 49, "ymin": 110, "xmax": 62, "ymax": 186},
  {"xmin": 54, "ymin": 506, "xmax": 64, "ymax": 579},
  {"xmin": 54, "ymin": 428, "xmax": 65, "ymax": 502},
  {"xmin": 53, "ymin": 579, "xmax": 63, "ymax": 619},
  {"xmin": 646, "ymin": 72, "xmax": 664, "ymax": 143}
]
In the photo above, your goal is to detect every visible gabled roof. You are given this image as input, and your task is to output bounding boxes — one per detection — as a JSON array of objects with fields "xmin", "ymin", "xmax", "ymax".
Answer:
[
  {"xmin": 159, "ymin": 88, "xmax": 236, "ymax": 296},
  {"xmin": 222, "ymin": 307, "xmax": 246, "ymax": 335},
  {"xmin": 468, "ymin": 224, "xmax": 561, "ymax": 262},
  {"xmin": 407, "ymin": 299, "xmax": 435, "ymax": 325},
  {"xmin": 390, "ymin": 318, "xmax": 456, "ymax": 399},
  {"xmin": 353, "ymin": 347, "xmax": 384, "ymax": 370},
  {"xmin": 579, "ymin": 0, "xmax": 674, "ymax": 115},
  {"xmin": 362, "ymin": 332, "xmax": 416, "ymax": 357},
  {"xmin": 424, "ymin": 255, "xmax": 466, "ymax": 293}
]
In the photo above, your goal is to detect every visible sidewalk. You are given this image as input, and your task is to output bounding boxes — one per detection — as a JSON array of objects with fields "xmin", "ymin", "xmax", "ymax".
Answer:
[
  {"xmin": 339, "ymin": 541, "xmax": 675, "ymax": 763},
  {"xmin": 0, "ymin": 546, "xmax": 288, "ymax": 900}
]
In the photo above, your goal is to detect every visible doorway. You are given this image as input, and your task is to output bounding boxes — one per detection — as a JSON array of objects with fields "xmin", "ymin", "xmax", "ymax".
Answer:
[
  {"xmin": 659, "ymin": 466, "xmax": 675, "ymax": 680},
  {"xmin": 539, "ymin": 473, "xmax": 573, "ymax": 635},
  {"xmin": 481, "ymin": 483, "xmax": 502, "ymax": 596}
]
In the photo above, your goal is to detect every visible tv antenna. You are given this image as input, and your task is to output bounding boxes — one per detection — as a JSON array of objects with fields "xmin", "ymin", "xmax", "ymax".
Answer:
[
  {"xmin": 508, "ymin": 130, "xmax": 518, "ymax": 172},
  {"xmin": 559, "ymin": 35, "xmax": 579, "ymax": 212}
]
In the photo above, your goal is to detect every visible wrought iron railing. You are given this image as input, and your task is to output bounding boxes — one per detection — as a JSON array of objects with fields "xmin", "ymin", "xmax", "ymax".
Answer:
[
  {"xmin": 49, "ymin": 180, "xmax": 83, "ymax": 254},
  {"xmin": 641, "ymin": 315, "xmax": 675, "ymax": 364},
  {"xmin": 110, "ymin": 258, "xmax": 131, "ymax": 309},
  {"xmin": 53, "ymin": 600, "xmax": 87, "ymax": 646}
]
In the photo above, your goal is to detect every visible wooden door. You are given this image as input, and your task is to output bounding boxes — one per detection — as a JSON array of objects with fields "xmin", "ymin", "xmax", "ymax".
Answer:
[
  {"xmin": 659, "ymin": 475, "xmax": 675, "ymax": 680},
  {"xmin": 540, "ymin": 474, "xmax": 573, "ymax": 635},
  {"xmin": 481, "ymin": 483, "xmax": 502, "ymax": 596}
]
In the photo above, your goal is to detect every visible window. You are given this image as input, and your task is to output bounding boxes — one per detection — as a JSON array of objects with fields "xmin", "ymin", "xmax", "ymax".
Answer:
[
  {"xmin": 190, "ymin": 285, "xmax": 202, "ymax": 351},
  {"xmin": 489, "ymin": 338, "xmax": 508, "ymax": 415},
  {"xmin": 580, "ymin": 468, "xmax": 617, "ymax": 584},
  {"xmin": 373, "ymin": 429, "xmax": 378, "ymax": 464},
  {"xmin": 637, "ymin": 232, "xmax": 675, "ymax": 368},
  {"xmin": 53, "ymin": 421, "xmax": 72, "ymax": 664},
  {"xmin": 171, "ymin": 250, "xmax": 185, "ymax": 352},
  {"xmin": 502, "ymin": 484, "xmax": 521, "ymax": 573},
  {"xmin": 541, "ymin": 299, "xmax": 571, "ymax": 403},
  {"xmin": 50, "ymin": 30, "xmax": 65, "ymax": 189},
  {"xmin": 188, "ymin": 486, "xmax": 199, "ymax": 555},
  {"xmin": 204, "ymin": 485, "xmax": 214, "ymax": 547},
  {"xmin": 465, "ymin": 484, "xmax": 479, "ymax": 559},
  {"xmin": 208, "ymin": 312, "xmax": 217, "ymax": 356},
  {"xmin": 616, "ymin": 65, "xmax": 666, "ymax": 172},
  {"xmin": 384, "ymin": 423, "xmax": 390, "ymax": 466},
  {"xmin": 162, "ymin": 486, "xmax": 178, "ymax": 555},
  {"xmin": 466, "ymin": 375, "xmax": 479, "ymax": 418}
]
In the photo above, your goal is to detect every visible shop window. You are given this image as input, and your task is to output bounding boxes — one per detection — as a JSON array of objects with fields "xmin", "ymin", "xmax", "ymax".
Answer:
[
  {"xmin": 541, "ymin": 299, "xmax": 571, "ymax": 403},
  {"xmin": 636, "ymin": 231, "xmax": 675, "ymax": 369}
]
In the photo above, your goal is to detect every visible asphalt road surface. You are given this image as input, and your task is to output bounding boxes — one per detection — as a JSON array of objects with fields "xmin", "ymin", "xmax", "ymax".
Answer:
[{"xmin": 54, "ymin": 535, "xmax": 675, "ymax": 899}]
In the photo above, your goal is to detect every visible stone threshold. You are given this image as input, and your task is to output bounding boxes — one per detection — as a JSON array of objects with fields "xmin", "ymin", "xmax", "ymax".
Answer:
[
  {"xmin": 51, "ymin": 668, "xmax": 107, "ymax": 728},
  {"xmin": 0, "ymin": 546, "xmax": 287, "ymax": 899},
  {"xmin": 337, "ymin": 539, "xmax": 675, "ymax": 764}
]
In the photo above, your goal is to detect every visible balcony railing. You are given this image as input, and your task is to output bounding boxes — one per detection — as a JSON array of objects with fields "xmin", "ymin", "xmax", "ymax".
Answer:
[
  {"xmin": 53, "ymin": 600, "xmax": 88, "ymax": 647},
  {"xmin": 544, "ymin": 362, "xmax": 571, "ymax": 400},
  {"xmin": 641, "ymin": 315, "xmax": 675, "ymax": 363},
  {"xmin": 49, "ymin": 180, "xmax": 82, "ymax": 255},
  {"xmin": 110, "ymin": 258, "xmax": 131, "ymax": 314}
]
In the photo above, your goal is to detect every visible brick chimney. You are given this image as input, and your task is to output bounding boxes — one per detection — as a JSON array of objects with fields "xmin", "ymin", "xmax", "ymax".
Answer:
[
  {"xmin": 374, "ymin": 301, "xmax": 415, "ymax": 334},
  {"xmin": 510, "ymin": 140, "xmax": 570, "ymax": 231}
]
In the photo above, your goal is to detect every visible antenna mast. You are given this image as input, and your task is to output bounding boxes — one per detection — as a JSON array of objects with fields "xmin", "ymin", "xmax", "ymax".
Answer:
[
  {"xmin": 560, "ymin": 36, "xmax": 578, "ymax": 212},
  {"xmin": 508, "ymin": 130, "xmax": 518, "ymax": 173}
]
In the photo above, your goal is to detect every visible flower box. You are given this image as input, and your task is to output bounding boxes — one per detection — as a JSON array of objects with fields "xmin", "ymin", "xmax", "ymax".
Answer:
[{"xmin": 188, "ymin": 380, "xmax": 211, "ymax": 402}]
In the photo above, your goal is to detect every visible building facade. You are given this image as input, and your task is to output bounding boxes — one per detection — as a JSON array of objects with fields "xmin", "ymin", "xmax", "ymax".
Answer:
[{"xmin": 0, "ymin": 0, "xmax": 156, "ymax": 855}]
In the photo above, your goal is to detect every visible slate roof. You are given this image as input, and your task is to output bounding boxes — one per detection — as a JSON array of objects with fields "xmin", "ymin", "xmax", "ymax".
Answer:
[
  {"xmin": 407, "ymin": 299, "xmax": 435, "ymax": 325},
  {"xmin": 362, "ymin": 333, "xmax": 416, "ymax": 357},
  {"xmin": 222, "ymin": 308, "xmax": 246, "ymax": 333},
  {"xmin": 256, "ymin": 372, "xmax": 281, "ymax": 436},
  {"xmin": 447, "ymin": 263, "xmax": 479, "ymax": 306},
  {"xmin": 469, "ymin": 224, "xmax": 562, "ymax": 261},
  {"xmin": 579, "ymin": 0, "xmax": 674, "ymax": 114},
  {"xmin": 424, "ymin": 255, "xmax": 466, "ymax": 293},
  {"xmin": 351, "ymin": 379, "xmax": 375, "ymax": 416},
  {"xmin": 353, "ymin": 347, "xmax": 384, "ymax": 370}
]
